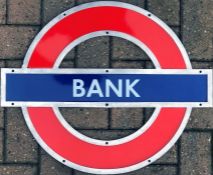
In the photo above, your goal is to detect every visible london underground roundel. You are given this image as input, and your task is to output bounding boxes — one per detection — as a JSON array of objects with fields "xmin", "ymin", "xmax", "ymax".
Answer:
[{"xmin": 1, "ymin": 1, "xmax": 212, "ymax": 174}]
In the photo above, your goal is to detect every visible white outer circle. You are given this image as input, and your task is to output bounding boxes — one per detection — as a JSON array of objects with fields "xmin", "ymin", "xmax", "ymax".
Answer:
[{"xmin": 21, "ymin": 1, "xmax": 192, "ymax": 174}]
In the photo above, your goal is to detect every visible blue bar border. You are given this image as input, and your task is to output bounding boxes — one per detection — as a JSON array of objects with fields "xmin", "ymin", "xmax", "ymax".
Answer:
[{"xmin": 1, "ymin": 68, "xmax": 212, "ymax": 108}]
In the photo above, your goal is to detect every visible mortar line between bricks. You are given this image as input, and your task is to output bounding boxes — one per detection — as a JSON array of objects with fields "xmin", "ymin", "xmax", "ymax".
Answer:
[
  {"xmin": 151, "ymin": 163, "xmax": 178, "ymax": 166},
  {"xmin": 177, "ymin": 1, "xmax": 183, "ymax": 173},
  {"xmin": 0, "ymin": 162, "xmax": 38, "ymax": 165},
  {"xmin": 109, "ymin": 36, "xmax": 113, "ymax": 68},
  {"xmin": 39, "ymin": 0, "xmax": 44, "ymax": 28},
  {"xmin": 179, "ymin": 0, "xmax": 183, "ymax": 41},
  {"xmin": 71, "ymin": 168, "xmax": 75, "ymax": 175},
  {"xmin": 0, "ymin": 24, "xmax": 40, "ymax": 27},
  {"xmin": 107, "ymin": 108, "xmax": 112, "ymax": 129},
  {"xmin": 5, "ymin": 0, "xmax": 8, "ymax": 24},
  {"xmin": 75, "ymin": 128, "xmax": 213, "ymax": 132},
  {"xmin": 108, "ymin": 35, "xmax": 115, "ymax": 134},
  {"xmin": 1, "ymin": 58, "xmax": 73, "ymax": 61},
  {"xmin": 185, "ymin": 129, "xmax": 213, "ymax": 132},
  {"xmin": 142, "ymin": 107, "xmax": 147, "ymax": 125},
  {"xmin": 144, "ymin": 0, "xmax": 148, "ymax": 10},
  {"xmin": 37, "ymin": 1, "xmax": 43, "ymax": 174},
  {"xmin": 112, "ymin": 58, "xmax": 150, "ymax": 62},
  {"xmin": 3, "ymin": 107, "xmax": 7, "ymax": 162},
  {"xmin": 168, "ymin": 24, "xmax": 181, "ymax": 28},
  {"xmin": 2, "ymin": 58, "xmax": 211, "ymax": 64},
  {"xmin": 190, "ymin": 59, "xmax": 213, "ymax": 63},
  {"xmin": 0, "ymin": 58, "xmax": 24, "ymax": 61},
  {"xmin": 0, "ymin": 162, "xmax": 179, "ymax": 166},
  {"xmin": 76, "ymin": 128, "xmax": 213, "ymax": 133},
  {"xmin": 142, "ymin": 61, "xmax": 149, "ymax": 125},
  {"xmin": 1, "ymin": 60, "xmax": 6, "ymax": 163},
  {"xmin": 76, "ymin": 128, "xmax": 138, "ymax": 131},
  {"xmin": 1, "ymin": 108, "xmax": 5, "ymax": 163},
  {"xmin": 211, "ymin": 131, "xmax": 213, "ymax": 175},
  {"xmin": 37, "ymin": 145, "xmax": 41, "ymax": 175},
  {"xmin": 102, "ymin": 58, "xmax": 213, "ymax": 63},
  {"xmin": 74, "ymin": 47, "xmax": 78, "ymax": 68},
  {"xmin": 177, "ymin": 140, "xmax": 181, "ymax": 175},
  {"xmin": 74, "ymin": 0, "xmax": 77, "ymax": 6},
  {"xmin": 108, "ymin": 36, "xmax": 113, "ymax": 129}
]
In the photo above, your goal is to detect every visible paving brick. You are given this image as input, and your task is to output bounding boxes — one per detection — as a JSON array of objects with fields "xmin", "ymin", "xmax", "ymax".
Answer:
[
  {"xmin": 171, "ymin": 26, "xmax": 180, "ymax": 37},
  {"xmin": 111, "ymin": 108, "xmax": 143, "ymax": 129},
  {"xmin": 112, "ymin": 61, "xmax": 145, "ymax": 68},
  {"xmin": 59, "ymin": 60, "xmax": 74, "ymax": 68},
  {"xmin": 77, "ymin": 0, "xmax": 144, "ymax": 7},
  {"xmin": 79, "ymin": 130, "xmax": 135, "ymax": 140},
  {"xmin": 180, "ymin": 132, "xmax": 211, "ymax": 175},
  {"xmin": 155, "ymin": 145, "xmax": 177, "ymax": 164},
  {"xmin": 183, "ymin": 0, "xmax": 213, "ymax": 61},
  {"xmin": 145, "ymin": 61, "xmax": 155, "ymax": 69},
  {"xmin": 60, "ymin": 108, "xmax": 108, "ymax": 129},
  {"xmin": 5, "ymin": 60, "xmax": 23, "ymax": 68},
  {"xmin": 43, "ymin": 0, "xmax": 75, "ymax": 24},
  {"xmin": 75, "ymin": 166, "xmax": 176, "ymax": 175},
  {"xmin": 6, "ymin": 108, "xmax": 38, "ymax": 162},
  {"xmin": 144, "ymin": 108, "xmax": 155, "ymax": 118},
  {"xmin": 8, "ymin": 0, "xmax": 40, "ymax": 24},
  {"xmin": 112, "ymin": 37, "xmax": 148, "ymax": 60},
  {"xmin": 143, "ymin": 108, "xmax": 155, "ymax": 124},
  {"xmin": 0, "ymin": 60, "xmax": 5, "ymax": 68},
  {"xmin": 63, "ymin": 49, "xmax": 75, "ymax": 60},
  {"xmin": 0, "ymin": 165, "xmax": 37, "ymax": 175},
  {"xmin": 187, "ymin": 109, "xmax": 213, "ymax": 129},
  {"xmin": 76, "ymin": 36, "xmax": 109, "ymax": 68},
  {"xmin": 0, "ymin": 60, "xmax": 5, "ymax": 67},
  {"xmin": 0, "ymin": 0, "xmax": 6, "ymax": 24},
  {"xmin": 148, "ymin": 0, "xmax": 180, "ymax": 25},
  {"xmin": 40, "ymin": 152, "xmax": 71, "ymax": 175},
  {"xmin": 0, "ymin": 27, "xmax": 39, "ymax": 59},
  {"xmin": 0, "ymin": 131, "xmax": 3, "ymax": 162},
  {"xmin": 192, "ymin": 61, "xmax": 213, "ymax": 69}
]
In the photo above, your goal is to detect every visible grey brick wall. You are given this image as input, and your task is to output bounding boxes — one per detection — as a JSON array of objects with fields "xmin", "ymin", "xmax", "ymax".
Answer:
[{"xmin": 0, "ymin": 0, "xmax": 212, "ymax": 175}]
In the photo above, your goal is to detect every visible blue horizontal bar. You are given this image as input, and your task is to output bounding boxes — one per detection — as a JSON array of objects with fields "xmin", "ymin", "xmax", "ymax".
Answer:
[{"xmin": 6, "ymin": 73, "xmax": 208, "ymax": 103}]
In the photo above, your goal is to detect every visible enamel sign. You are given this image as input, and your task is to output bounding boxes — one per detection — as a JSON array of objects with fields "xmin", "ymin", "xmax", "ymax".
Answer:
[
  {"xmin": 1, "ymin": 2, "xmax": 212, "ymax": 174},
  {"xmin": 1, "ymin": 69, "xmax": 212, "ymax": 107}
]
